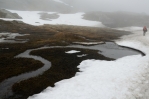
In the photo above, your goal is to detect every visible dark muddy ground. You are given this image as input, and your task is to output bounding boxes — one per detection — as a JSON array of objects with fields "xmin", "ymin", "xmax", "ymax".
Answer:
[{"xmin": 0, "ymin": 19, "xmax": 131, "ymax": 99}]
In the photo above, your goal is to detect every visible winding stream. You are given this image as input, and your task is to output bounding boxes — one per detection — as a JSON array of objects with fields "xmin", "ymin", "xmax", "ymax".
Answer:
[
  {"xmin": 0, "ymin": 42, "xmax": 144, "ymax": 98},
  {"xmin": 0, "ymin": 47, "xmax": 52, "ymax": 98}
]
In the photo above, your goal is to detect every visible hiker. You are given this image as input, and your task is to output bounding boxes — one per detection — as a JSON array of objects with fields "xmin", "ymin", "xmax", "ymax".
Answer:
[{"xmin": 143, "ymin": 26, "xmax": 147, "ymax": 36}]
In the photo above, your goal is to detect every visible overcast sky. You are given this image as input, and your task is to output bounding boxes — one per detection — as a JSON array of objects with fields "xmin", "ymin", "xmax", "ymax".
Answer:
[
  {"xmin": 63, "ymin": 0, "xmax": 149, "ymax": 14},
  {"xmin": 0, "ymin": 0, "xmax": 149, "ymax": 14}
]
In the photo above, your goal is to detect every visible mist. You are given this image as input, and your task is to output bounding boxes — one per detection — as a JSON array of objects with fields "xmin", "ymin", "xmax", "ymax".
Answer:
[
  {"xmin": 63, "ymin": 0, "xmax": 149, "ymax": 14},
  {"xmin": 0, "ymin": 0, "xmax": 149, "ymax": 14}
]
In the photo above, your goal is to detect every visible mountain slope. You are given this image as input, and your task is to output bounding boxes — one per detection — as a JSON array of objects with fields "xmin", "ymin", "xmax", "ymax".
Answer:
[
  {"xmin": 0, "ymin": 9, "xmax": 22, "ymax": 19},
  {"xmin": 0, "ymin": 0, "xmax": 73, "ymax": 13},
  {"xmin": 83, "ymin": 11, "xmax": 149, "ymax": 28}
]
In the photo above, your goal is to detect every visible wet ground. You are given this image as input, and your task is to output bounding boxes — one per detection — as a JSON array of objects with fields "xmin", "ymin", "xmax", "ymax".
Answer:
[
  {"xmin": 0, "ymin": 19, "xmax": 143, "ymax": 99},
  {"xmin": 0, "ymin": 42, "xmax": 143, "ymax": 99}
]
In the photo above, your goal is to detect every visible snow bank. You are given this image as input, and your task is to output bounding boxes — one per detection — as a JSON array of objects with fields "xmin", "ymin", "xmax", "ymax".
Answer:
[
  {"xmin": 116, "ymin": 27, "xmax": 149, "ymax": 54},
  {"xmin": 116, "ymin": 26, "xmax": 142, "ymax": 32}
]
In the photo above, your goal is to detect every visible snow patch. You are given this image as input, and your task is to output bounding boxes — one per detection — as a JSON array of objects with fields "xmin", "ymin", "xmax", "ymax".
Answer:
[
  {"xmin": 115, "ymin": 26, "xmax": 142, "ymax": 32},
  {"xmin": 0, "ymin": 10, "xmax": 104, "ymax": 27},
  {"xmin": 77, "ymin": 54, "xmax": 87, "ymax": 57},
  {"xmin": 0, "ymin": 32, "xmax": 29, "ymax": 43},
  {"xmin": 73, "ymin": 41, "xmax": 104, "ymax": 45},
  {"xmin": 65, "ymin": 50, "xmax": 80, "ymax": 54}
]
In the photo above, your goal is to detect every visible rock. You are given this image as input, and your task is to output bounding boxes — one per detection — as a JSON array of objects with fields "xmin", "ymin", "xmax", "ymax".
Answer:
[{"xmin": 0, "ymin": 9, "xmax": 22, "ymax": 19}]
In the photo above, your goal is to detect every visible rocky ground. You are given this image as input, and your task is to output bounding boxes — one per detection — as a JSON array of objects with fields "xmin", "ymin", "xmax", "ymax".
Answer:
[
  {"xmin": 0, "ymin": 9, "xmax": 22, "ymax": 19},
  {"xmin": 0, "ymin": 19, "xmax": 131, "ymax": 99}
]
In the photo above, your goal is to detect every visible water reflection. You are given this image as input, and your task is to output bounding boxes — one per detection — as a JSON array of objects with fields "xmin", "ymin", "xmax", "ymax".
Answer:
[{"xmin": 68, "ymin": 42, "xmax": 143, "ymax": 59}]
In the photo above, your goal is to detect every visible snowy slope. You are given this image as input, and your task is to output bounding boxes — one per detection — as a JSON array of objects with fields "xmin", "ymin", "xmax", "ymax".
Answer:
[
  {"xmin": 0, "ymin": 10, "xmax": 104, "ymax": 27},
  {"xmin": 28, "ymin": 27, "xmax": 149, "ymax": 99}
]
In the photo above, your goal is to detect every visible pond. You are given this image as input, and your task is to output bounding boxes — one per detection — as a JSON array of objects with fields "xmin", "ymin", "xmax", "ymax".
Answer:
[{"xmin": 69, "ymin": 42, "xmax": 144, "ymax": 59}]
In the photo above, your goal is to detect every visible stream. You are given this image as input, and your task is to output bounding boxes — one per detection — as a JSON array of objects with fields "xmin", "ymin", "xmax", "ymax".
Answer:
[{"xmin": 0, "ymin": 42, "xmax": 144, "ymax": 98}]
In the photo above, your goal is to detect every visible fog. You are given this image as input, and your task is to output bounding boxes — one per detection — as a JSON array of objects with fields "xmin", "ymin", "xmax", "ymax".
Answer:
[
  {"xmin": 0, "ymin": 0, "xmax": 149, "ymax": 14},
  {"xmin": 63, "ymin": 0, "xmax": 149, "ymax": 14}
]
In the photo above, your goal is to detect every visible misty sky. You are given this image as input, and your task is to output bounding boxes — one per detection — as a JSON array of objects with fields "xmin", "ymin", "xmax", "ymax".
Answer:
[
  {"xmin": 63, "ymin": 0, "xmax": 149, "ymax": 14},
  {"xmin": 0, "ymin": 0, "xmax": 149, "ymax": 14}
]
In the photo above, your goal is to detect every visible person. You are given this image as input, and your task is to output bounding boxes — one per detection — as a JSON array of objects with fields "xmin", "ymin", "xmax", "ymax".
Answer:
[{"xmin": 143, "ymin": 26, "xmax": 147, "ymax": 36}]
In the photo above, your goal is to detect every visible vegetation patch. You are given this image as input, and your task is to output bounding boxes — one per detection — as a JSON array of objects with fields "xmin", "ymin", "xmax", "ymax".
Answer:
[{"xmin": 0, "ymin": 58, "xmax": 43, "ymax": 83}]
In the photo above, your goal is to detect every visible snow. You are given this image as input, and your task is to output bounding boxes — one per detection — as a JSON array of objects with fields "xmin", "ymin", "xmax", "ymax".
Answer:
[
  {"xmin": 116, "ymin": 26, "xmax": 143, "ymax": 32},
  {"xmin": 73, "ymin": 41, "xmax": 104, "ymax": 45},
  {"xmin": 0, "ymin": 32, "xmax": 29, "ymax": 43},
  {"xmin": 0, "ymin": 10, "xmax": 104, "ymax": 27},
  {"xmin": 0, "ymin": 32, "xmax": 28, "ymax": 39},
  {"xmin": 1, "ymin": 9, "xmax": 149, "ymax": 99},
  {"xmin": 65, "ymin": 50, "xmax": 80, "ymax": 54},
  {"xmin": 77, "ymin": 54, "xmax": 87, "ymax": 57},
  {"xmin": 28, "ymin": 27, "xmax": 149, "ymax": 99}
]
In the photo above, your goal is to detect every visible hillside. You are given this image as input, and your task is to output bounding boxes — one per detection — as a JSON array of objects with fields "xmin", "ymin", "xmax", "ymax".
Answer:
[
  {"xmin": 0, "ymin": 9, "xmax": 22, "ymax": 19},
  {"xmin": 83, "ymin": 11, "xmax": 149, "ymax": 28},
  {"xmin": 0, "ymin": 0, "xmax": 73, "ymax": 13}
]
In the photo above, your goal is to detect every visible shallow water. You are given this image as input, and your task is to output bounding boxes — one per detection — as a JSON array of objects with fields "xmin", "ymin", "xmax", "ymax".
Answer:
[
  {"xmin": 0, "ymin": 42, "xmax": 143, "ymax": 98},
  {"xmin": 68, "ymin": 42, "xmax": 143, "ymax": 59},
  {"xmin": 0, "ymin": 48, "xmax": 52, "ymax": 98}
]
